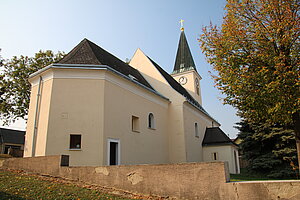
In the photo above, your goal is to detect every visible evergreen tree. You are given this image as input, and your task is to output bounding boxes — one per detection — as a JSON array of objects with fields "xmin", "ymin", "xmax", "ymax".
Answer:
[{"xmin": 237, "ymin": 121, "xmax": 298, "ymax": 178}]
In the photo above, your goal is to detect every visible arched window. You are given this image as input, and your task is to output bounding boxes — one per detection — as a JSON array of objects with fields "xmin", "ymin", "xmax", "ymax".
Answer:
[{"xmin": 148, "ymin": 113, "xmax": 155, "ymax": 129}]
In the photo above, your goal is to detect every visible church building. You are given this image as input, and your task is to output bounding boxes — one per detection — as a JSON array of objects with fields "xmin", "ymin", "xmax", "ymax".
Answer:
[{"xmin": 24, "ymin": 27, "xmax": 240, "ymax": 174}]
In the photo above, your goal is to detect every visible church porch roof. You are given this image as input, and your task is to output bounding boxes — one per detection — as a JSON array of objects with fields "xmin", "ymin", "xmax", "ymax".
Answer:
[{"xmin": 202, "ymin": 127, "xmax": 238, "ymax": 147}]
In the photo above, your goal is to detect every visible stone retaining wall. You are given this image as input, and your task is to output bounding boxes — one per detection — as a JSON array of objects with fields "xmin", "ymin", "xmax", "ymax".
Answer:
[{"xmin": 1, "ymin": 155, "xmax": 300, "ymax": 200}]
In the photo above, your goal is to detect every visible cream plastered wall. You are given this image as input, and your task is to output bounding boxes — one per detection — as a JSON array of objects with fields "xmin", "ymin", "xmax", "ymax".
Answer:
[
  {"xmin": 25, "ymin": 66, "xmax": 170, "ymax": 166},
  {"xmin": 24, "ymin": 71, "xmax": 54, "ymax": 157},
  {"xmin": 129, "ymin": 49, "xmax": 188, "ymax": 163},
  {"xmin": 182, "ymin": 102, "xmax": 220, "ymax": 162},
  {"xmin": 45, "ymin": 68, "xmax": 106, "ymax": 166},
  {"xmin": 24, "ymin": 83, "xmax": 38, "ymax": 157},
  {"xmin": 202, "ymin": 145, "xmax": 240, "ymax": 174},
  {"xmin": 171, "ymin": 70, "xmax": 202, "ymax": 105},
  {"xmin": 102, "ymin": 71, "xmax": 169, "ymax": 165}
]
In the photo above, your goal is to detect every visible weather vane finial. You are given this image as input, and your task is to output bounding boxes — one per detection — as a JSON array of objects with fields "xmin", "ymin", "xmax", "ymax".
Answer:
[{"xmin": 179, "ymin": 19, "xmax": 184, "ymax": 31}]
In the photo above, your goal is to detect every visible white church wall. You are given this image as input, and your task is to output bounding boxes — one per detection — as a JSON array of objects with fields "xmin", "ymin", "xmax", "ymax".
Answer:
[
  {"xmin": 102, "ymin": 71, "xmax": 170, "ymax": 165},
  {"xmin": 202, "ymin": 145, "xmax": 240, "ymax": 174},
  {"xmin": 182, "ymin": 102, "xmax": 218, "ymax": 162},
  {"xmin": 25, "ymin": 68, "xmax": 107, "ymax": 166},
  {"xmin": 129, "ymin": 49, "xmax": 188, "ymax": 163}
]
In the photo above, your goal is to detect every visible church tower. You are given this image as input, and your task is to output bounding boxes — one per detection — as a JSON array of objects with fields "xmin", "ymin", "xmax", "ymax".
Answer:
[{"xmin": 171, "ymin": 21, "xmax": 202, "ymax": 105}]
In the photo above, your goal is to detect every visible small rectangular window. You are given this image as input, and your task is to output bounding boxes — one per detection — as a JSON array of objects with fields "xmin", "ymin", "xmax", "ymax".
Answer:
[
  {"xmin": 212, "ymin": 152, "xmax": 218, "ymax": 161},
  {"xmin": 70, "ymin": 134, "xmax": 81, "ymax": 149},
  {"xmin": 132, "ymin": 116, "xmax": 140, "ymax": 132}
]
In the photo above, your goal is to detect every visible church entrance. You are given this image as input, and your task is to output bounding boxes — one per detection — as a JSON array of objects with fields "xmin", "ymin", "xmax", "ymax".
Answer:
[{"xmin": 108, "ymin": 139, "xmax": 120, "ymax": 165}]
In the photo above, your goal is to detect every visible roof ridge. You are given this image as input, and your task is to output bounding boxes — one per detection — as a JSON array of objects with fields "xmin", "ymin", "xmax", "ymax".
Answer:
[
  {"xmin": 82, "ymin": 39, "xmax": 103, "ymax": 64},
  {"xmin": 57, "ymin": 39, "xmax": 154, "ymax": 90},
  {"xmin": 57, "ymin": 38, "xmax": 101, "ymax": 65}
]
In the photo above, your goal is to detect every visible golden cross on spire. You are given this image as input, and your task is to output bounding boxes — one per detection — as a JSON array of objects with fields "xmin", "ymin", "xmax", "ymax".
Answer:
[{"xmin": 179, "ymin": 19, "xmax": 184, "ymax": 31}]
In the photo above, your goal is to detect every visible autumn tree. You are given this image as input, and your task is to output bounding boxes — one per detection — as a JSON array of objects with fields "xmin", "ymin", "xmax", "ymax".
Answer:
[
  {"xmin": 199, "ymin": 0, "xmax": 300, "ymax": 168},
  {"xmin": 0, "ymin": 50, "xmax": 65, "ymax": 124}
]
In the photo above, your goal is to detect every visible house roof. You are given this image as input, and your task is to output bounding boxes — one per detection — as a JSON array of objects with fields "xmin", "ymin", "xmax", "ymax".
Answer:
[
  {"xmin": 202, "ymin": 127, "xmax": 237, "ymax": 146},
  {"xmin": 0, "ymin": 128, "xmax": 25, "ymax": 145},
  {"xmin": 58, "ymin": 38, "xmax": 154, "ymax": 90},
  {"xmin": 172, "ymin": 30, "xmax": 197, "ymax": 74}
]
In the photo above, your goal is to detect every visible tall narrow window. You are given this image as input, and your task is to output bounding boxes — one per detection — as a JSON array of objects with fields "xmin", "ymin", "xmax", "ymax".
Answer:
[
  {"xmin": 195, "ymin": 123, "xmax": 199, "ymax": 138},
  {"xmin": 148, "ymin": 113, "xmax": 155, "ymax": 129},
  {"xmin": 212, "ymin": 152, "xmax": 218, "ymax": 161},
  {"xmin": 195, "ymin": 78, "xmax": 200, "ymax": 95},
  {"xmin": 70, "ymin": 134, "xmax": 81, "ymax": 149},
  {"xmin": 132, "ymin": 116, "xmax": 140, "ymax": 132}
]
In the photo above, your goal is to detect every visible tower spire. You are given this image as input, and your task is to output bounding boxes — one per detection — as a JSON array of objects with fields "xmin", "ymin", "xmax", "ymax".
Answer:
[{"xmin": 172, "ymin": 23, "xmax": 197, "ymax": 74}]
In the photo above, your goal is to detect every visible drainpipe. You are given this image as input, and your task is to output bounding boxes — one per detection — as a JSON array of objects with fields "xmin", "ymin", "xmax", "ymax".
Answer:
[
  {"xmin": 0, "ymin": 129, "xmax": 4, "ymax": 153},
  {"xmin": 32, "ymin": 76, "xmax": 42, "ymax": 157}
]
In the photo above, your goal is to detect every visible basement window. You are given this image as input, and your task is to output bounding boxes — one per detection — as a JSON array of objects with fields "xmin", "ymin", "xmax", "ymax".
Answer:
[
  {"xmin": 132, "ymin": 116, "xmax": 140, "ymax": 132},
  {"xmin": 70, "ymin": 134, "xmax": 81, "ymax": 149}
]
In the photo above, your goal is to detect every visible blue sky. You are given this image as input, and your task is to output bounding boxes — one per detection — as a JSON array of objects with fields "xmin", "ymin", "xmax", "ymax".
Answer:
[{"xmin": 0, "ymin": 0, "xmax": 240, "ymax": 137}]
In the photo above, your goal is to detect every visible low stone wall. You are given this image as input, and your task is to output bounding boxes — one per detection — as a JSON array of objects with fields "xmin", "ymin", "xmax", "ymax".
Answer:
[
  {"xmin": 1, "ymin": 155, "xmax": 300, "ymax": 200},
  {"xmin": 1, "ymin": 155, "xmax": 69, "ymax": 175},
  {"xmin": 225, "ymin": 181, "xmax": 300, "ymax": 200},
  {"xmin": 60, "ymin": 162, "xmax": 229, "ymax": 199}
]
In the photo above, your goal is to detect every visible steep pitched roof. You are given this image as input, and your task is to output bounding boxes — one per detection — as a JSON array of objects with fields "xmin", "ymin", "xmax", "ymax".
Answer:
[
  {"xmin": 58, "ymin": 39, "xmax": 153, "ymax": 89},
  {"xmin": 0, "ymin": 128, "xmax": 25, "ymax": 145},
  {"xmin": 147, "ymin": 57, "xmax": 212, "ymax": 116},
  {"xmin": 202, "ymin": 127, "xmax": 237, "ymax": 146},
  {"xmin": 172, "ymin": 30, "xmax": 197, "ymax": 74}
]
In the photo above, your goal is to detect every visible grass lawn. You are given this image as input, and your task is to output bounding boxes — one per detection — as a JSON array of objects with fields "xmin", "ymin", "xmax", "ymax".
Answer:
[
  {"xmin": 230, "ymin": 168, "xmax": 299, "ymax": 182},
  {"xmin": 0, "ymin": 169, "xmax": 134, "ymax": 200}
]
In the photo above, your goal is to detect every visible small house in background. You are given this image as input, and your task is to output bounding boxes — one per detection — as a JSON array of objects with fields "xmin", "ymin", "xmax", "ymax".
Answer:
[
  {"xmin": 0, "ymin": 128, "xmax": 25, "ymax": 157},
  {"xmin": 202, "ymin": 127, "xmax": 240, "ymax": 174},
  {"xmin": 233, "ymin": 136, "xmax": 248, "ymax": 168}
]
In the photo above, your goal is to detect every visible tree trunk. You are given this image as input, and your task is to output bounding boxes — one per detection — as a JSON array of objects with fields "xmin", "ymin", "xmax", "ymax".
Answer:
[
  {"xmin": 292, "ymin": 112, "xmax": 300, "ymax": 173},
  {"xmin": 297, "ymin": 140, "xmax": 300, "ymax": 173}
]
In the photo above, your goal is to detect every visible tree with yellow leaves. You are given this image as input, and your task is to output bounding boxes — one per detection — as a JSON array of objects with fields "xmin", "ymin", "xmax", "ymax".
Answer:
[{"xmin": 200, "ymin": 0, "xmax": 300, "ymax": 170}]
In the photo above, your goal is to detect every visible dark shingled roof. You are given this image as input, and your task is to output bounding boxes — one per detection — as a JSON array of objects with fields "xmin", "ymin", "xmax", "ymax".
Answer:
[
  {"xmin": 202, "ymin": 127, "xmax": 237, "ymax": 146},
  {"xmin": 0, "ymin": 128, "xmax": 25, "ymax": 145},
  {"xmin": 147, "ymin": 57, "xmax": 210, "ymax": 115},
  {"xmin": 58, "ymin": 38, "xmax": 154, "ymax": 90},
  {"xmin": 172, "ymin": 30, "xmax": 197, "ymax": 74}
]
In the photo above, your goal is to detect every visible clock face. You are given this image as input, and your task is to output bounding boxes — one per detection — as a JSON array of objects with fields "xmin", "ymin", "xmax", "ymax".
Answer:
[{"xmin": 179, "ymin": 76, "xmax": 187, "ymax": 85}]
